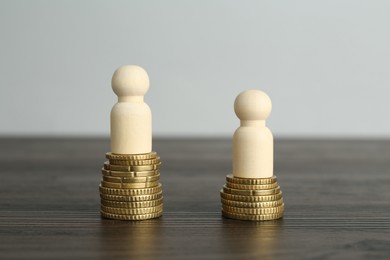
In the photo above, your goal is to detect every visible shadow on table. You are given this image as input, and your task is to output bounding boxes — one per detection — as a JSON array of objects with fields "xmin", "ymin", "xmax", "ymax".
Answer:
[
  {"xmin": 97, "ymin": 214, "xmax": 284, "ymax": 259},
  {"xmin": 98, "ymin": 218, "xmax": 162, "ymax": 259},
  {"xmin": 219, "ymin": 217, "xmax": 284, "ymax": 258}
]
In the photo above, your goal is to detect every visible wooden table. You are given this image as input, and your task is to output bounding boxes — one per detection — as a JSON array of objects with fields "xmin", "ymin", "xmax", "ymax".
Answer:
[{"xmin": 1, "ymin": 138, "xmax": 390, "ymax": 259}]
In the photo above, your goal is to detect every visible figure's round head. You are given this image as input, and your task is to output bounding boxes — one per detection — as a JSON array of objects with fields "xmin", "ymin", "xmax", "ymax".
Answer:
[
  {"xmin": 234, "ymin": 89, "xmax": 272, "ymax": 121},
  {"xmin": 111, "ymin": 65, "xmax": 149, "ymax": 97}
]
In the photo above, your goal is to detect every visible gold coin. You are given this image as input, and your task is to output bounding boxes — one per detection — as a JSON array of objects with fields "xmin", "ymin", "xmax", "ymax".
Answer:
[
  {"xmin": 102, "ymin": 174, "xmax": 160, "ymax": 183},
  {"xmin": 226, "ymin": 182, "xmax": 278, "ymax": 190},
  {"xmin": 222, "ymin": 210, "xmax": 283, "ymax": 221},
  {"xmin": 101, "ymin": 210, "xmax": 162, "ymax": 221},
  {"xmin": 100, "ymin": 191, "xmax": 163, "ymax": 202},
  {"xmin": 222, "ymin": 204, "xmax": 284, "ymax": 215},
  {"xmin": 106, "ymin": 152, "xmax": 157, "ymax": 160},
  {"xmin": 223, "ymin": 185, "xmax": 280, "ymax": 196},
  {"xmin": 226, "ymin": 174, "xmax": 277, "ymax": 185},
  {"xmin": 101, "ymin": 169, "xmax": 159, "ymax": 177},
  {"xmin": 101, "ymin": 198, "xmax": 163, "ymax": 208},
  {"xmin": 101, "ymin": 180, "xmax": 159, "ymax": 189},
  {"xmin": 99, "ymin": 184, "xmax": 162, "ymax": 195},
  {"xmin": 109, "ymin": 157, "xmax": 161, "ymax": 166},
  {"xmin": 104, "ymin": 162, "xmax": 161, "ymax": 172},
  {"xmin": 220, "ymin": 190, "xmax": 283, "ymax": 202},
  {"xmin": 221, "ymin": 198, "xmax": 283, "ymax": 208},
  {"xmin": 101, "ymin": 204, "xmax": 163, "ymax": 215}
]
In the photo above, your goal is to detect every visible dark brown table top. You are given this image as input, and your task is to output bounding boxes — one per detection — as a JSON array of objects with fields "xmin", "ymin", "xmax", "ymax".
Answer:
[{"xmin": 1, "ymin": 138, "xmax": 390, "ymax": 259}]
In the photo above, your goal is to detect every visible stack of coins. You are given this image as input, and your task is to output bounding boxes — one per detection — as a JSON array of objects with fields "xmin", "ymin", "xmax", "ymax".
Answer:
[
  {"xmin": 220, "ymin": 174, "xmax": 284, "ymax": 221},
  {"xmin": 99, "ymin": 151, "xmax": 163, "ymax": 220}
]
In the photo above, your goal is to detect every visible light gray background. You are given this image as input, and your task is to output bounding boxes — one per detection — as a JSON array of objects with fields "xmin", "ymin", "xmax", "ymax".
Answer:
[{"xmin": 1, "ymin": 0, "xmax": 389, "ymax": 137}]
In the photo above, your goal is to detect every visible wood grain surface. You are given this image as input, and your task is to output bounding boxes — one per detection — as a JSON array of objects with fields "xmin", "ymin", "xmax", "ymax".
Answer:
[{"xmin": 1, "ymin": 138, "xmax": 390, "ymax": 259}]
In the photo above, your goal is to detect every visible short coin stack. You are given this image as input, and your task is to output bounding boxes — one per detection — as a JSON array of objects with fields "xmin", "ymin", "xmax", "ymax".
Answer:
[
  {"xmin": 99, "ymin": 151, "xmax": 163, "ymax": 220},
  {"xmin": 220, "ymin": 174, "xmax": 284, "ymax": 221}
]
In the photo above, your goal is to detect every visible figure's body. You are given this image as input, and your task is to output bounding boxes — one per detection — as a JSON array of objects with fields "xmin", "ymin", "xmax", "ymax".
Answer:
[
  {"xmin": 232, "ymin": 90, "xmax": 273, "ymax": 178},
  {"xmin": 110, "ymin": 65, "xmax": 152, "ymax": 154}
]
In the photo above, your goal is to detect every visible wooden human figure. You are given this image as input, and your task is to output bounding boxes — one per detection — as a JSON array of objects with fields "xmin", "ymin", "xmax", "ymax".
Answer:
[
  {"xmin": 110, "ymin": 65, "xmax": 152, "ymax": 154},
  {"xmin": 233, "ymin": 90, "xmax": 273, "ymax": 178}
]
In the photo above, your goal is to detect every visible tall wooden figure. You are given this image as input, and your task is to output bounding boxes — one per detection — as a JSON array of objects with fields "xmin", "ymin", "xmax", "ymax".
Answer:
[
  {"xmin": 220, "ymin": 90, "xmax": 284, "ymax": 221},
  {"xmin": 99, "ymin": 65, "xmax": 163, "ymax": 221}
]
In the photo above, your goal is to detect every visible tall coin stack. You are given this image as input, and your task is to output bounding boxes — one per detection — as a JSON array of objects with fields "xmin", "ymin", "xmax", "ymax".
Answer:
[
  {"xmin": 220, "ymin": 174, "xmax": 284, "ymax": 221},
  {"xmin": 99, "ymin": 152, "xmax": 163, "ymax": 220}
]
